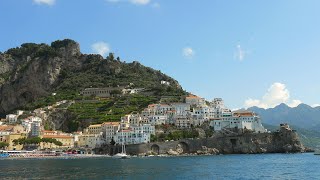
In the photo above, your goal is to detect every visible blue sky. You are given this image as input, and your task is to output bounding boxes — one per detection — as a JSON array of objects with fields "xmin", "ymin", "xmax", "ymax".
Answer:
[{"xmin": 1, "ymin": 0, "xmax": 320, "ymax": 109}]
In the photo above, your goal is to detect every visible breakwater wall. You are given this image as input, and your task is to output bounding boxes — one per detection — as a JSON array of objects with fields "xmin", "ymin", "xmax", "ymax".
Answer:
[{"xmin": 97, "ymin": 127, "xmax": 304, "ymax": 155}]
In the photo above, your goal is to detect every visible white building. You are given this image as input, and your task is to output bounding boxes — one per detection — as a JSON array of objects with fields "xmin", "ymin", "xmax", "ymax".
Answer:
[
  {"xmin": 185, "ymin": 95, "xmax": 206, "ymax": 106},
  {"xmin": 6, "ymin": 114, "xmax": 18, "ymax": 124},
  {"xmin": 193, "ymin": 105, "xmax": 215, "ymax": 120},
  {"xmin": 85, "ymin": 124, "xmax": 103, "ymax": 134},
  {"xmin": 174, "ymin": 115, "xmax": 191, "ymax": 129},
  {"xmin": 142, "ymin": 104, "xmax": 173, "ymax": 116},
  {"xmin": 114, "ymin": 128, "xmax": 151, "ymax": 145},
  {"xmin": 101, "ymin": 122, "xmax": 120, "ymax": 144},
  {"xmin": 160, "ymin": 80, "xmax": 170, "ymax": 86},
  {"xmin": 210, "ymin": 110, "xmax": 266, "ymax": 133},
  {"xmin": 171, "ymin": 103, "xmax": 190, "ymax": 115},
  {"xmin": 121, "ymin": 114, "xmax": 142, "ymax": 125},
  {"xmin": 131, "ymin": 124, "xmax": 155, "ymax": 135},
  {"xmin": 31, "ymin": 121, "xmax": 42, "ymax": 137},
  {"xmin": 209, "ymin": 98, "xmax": 232, "ymax": 118},
  {"xmin": 148, "ymin": 115, "xmax": 167, "ymax": 125},
  {"xmin": 19, "ymin": 116, "xmax": 43, "ymax": 134},
  {"xmin": 122, "ymin": 88, "xmax": 144, "ymax": 94}
]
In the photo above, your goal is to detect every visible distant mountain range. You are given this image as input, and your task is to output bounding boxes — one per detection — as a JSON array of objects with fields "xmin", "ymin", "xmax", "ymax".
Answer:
[
  {"xmin": 249, "ymin": 103, "xmax": 320, "ymax": 131},
  {"xmin": 249, "ymin": 103, "xmax": 320, "ymax": 148}
]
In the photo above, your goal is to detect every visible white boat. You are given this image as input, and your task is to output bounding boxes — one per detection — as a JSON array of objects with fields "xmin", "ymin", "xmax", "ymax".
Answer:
[
  {"xmin": 113, "ymin": 129, "xmax": 130, "ymax": 159},
  {"xmin": 114, "ymin": 144, "xmax": 130, "ymax": 159}
]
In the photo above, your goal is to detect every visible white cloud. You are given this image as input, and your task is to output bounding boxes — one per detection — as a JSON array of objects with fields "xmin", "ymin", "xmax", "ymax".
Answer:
[
  {"xmin": 182, "ymin": 47, "xmax": 195, "ymax": 59},
  {"xmin": 235, "ymin": 44, "xmax": 245, "ymax": 61},
  {"xmin": 312, "ymin": 104, "xmax": 320, "ymax": 108},
  {"xmin": 33, "ymin": 0, "xmax": 55, "ymax": 6},
  {"xmin": 91, "ymin": 42, "xmax": 110, "ymax": 57},
  {"xmin": 107, "ymin": 0, "xmax": 152, "ymax": 5},
  {"xmin": 130, "ymin": 0, "xmax": 150, "ymax": 5},
  {"xmin": 287, "ymin": 100, "xmax": 302, "ymax": 108},
  {"xmin": 244, "ymin": 82, "xmax": 302, "ymax": 109}
]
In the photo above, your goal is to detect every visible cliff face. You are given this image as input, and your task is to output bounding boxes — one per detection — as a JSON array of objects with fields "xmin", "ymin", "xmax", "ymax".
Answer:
[
  {"xmin": 0, "ymin": 40, "xmax": 83, "ymax": 114},
  {"xmin": 98, "ymin": 125, "xmax": 305, "ymax": 155},
  {"xmin": 0, "ymin": 39, "xmax": 184, "ymax": 116}
]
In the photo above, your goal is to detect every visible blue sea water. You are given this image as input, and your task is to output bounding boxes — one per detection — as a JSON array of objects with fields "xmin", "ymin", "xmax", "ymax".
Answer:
[{"xmin": 0, "ymin": 153, "xmax": 319, "ymax": 179}]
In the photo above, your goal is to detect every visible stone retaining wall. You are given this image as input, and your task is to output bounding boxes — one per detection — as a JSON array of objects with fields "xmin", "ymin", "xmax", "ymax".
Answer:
[{"xmin": 96, "ymin": 128, "xmax": 304, "ymax": 155}]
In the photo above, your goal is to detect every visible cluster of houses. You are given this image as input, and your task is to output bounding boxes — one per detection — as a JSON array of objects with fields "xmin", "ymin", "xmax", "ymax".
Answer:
[{"xmin": 0, "ymin": 94, "xmax": 266, "ymax": 151}]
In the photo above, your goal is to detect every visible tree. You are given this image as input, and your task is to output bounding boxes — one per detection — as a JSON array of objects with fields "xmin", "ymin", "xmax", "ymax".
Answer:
[
  {"xmin": 41, "ymin": 138, "xmax": 63, "ymax": 147},
  {"xmin": 53, "ymin": 141, "xmax": 63, "ymax": 146},
  {"xmin": 110, "ymin": 138, "xmax": 116, "ymax": 145},
  {"xmin": 0, "ymin": 142, "xmax": 9, "ymax": 149},
  {"xmin": 150, "ymin": 134, "xmax": 157, "ymax": 142}
]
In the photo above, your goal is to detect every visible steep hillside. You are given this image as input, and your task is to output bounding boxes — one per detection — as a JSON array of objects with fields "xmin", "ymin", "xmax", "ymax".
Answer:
[
  {"xmin": 0, "ymin": 39, "xmax": 186, "ymax": 117},
  {"xmin": 249, "ymin": 103, "xmax": 320, "ymax": 131}
]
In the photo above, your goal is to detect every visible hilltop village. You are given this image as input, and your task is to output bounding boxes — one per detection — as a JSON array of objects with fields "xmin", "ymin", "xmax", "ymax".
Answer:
[{"xmin": 0, "ymin": 87, "xmax": 268, "ymax": 152}]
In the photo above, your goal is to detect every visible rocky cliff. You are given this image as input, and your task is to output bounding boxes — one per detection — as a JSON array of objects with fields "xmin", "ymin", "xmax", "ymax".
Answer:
[
  {"xmin": 97, "ymin": 124, "xmax": 305, "ymax": 155},
  {"xmin": 0, "ymin": 39, "xmax": 184, "ymax": 116}
]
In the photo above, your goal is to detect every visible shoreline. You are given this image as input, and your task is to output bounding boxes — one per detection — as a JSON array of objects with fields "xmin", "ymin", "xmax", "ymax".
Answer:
[{"xmin": 1, "ymin": 151, "xmax": 311, "ymax": 160}]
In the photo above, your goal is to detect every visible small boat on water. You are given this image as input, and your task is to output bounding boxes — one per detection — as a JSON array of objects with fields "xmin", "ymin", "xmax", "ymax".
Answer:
[
  {"xmin": 114, "ymin": 144, "xmax": 130, "ymax": 159},
  {"xmin": 0, "ymin": 150, "xmax": 59, "ymax": 158},
  {"xmin": 0, "ymin": 151, "xmax": 10, "ymax": 158},
  {"xmin": 113, "ymin": 140, "xmax": 130, "ymax": 159}
]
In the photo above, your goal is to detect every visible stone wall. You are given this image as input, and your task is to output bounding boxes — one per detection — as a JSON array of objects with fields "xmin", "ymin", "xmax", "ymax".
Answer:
[{"xmin": 97, "ymin": 127, "xmax": 305, "ymax": 155}]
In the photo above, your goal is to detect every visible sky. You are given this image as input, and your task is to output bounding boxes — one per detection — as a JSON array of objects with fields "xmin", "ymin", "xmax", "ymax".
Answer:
[{"xmin": 1, "ymin": 0, "xmax": 320, "ymax": 109}]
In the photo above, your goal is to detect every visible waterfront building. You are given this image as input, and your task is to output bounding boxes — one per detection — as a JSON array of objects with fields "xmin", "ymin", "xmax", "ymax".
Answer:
[
  {"xmin": 210, "ymin": 110, "xmax": 266, "ymax": 133},
  {"xmin": 209, "ymin": 98, "xmax": 232, "ymax": 118},
  {"xmin": 101, "ymin": 122, "xmax": 120, "ymax": 144},
  {"xmin": 7, "ymin": 133, "xmax": 28, "ymax": 150},
  {"xmin": 41, "ymin": 130, "xmax": 75, "ymax": 149},
  {"xmin": 78, "ymin": 133, "xmax": 104, "ymax": 148},
  {"xmin": 113, "ymin": 128, "xmax": 151, "ymax": 145}
]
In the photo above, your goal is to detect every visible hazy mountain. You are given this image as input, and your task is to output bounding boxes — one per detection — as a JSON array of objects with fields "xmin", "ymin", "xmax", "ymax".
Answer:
[{"xmin": 249, "ymin": 103, "xmax": 320, "ymax": 131}]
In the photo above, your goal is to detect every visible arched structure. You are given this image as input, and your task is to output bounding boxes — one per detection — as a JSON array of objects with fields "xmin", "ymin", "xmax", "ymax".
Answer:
[
  {"xmin": 151, "ymin": 144, "xmax": 160, "ymax": 155},
  {"xmin": 176, "ymin": 142, "xmax": 189, "ymax": 154}
]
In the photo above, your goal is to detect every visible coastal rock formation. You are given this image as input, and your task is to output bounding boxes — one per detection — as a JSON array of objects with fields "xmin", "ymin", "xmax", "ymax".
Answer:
[
  {"xmin": 167, "ymin": 149, "xmax": 179, "ymax": 155},
  {"xmin": 100, "ymin": 124, "xmax": 305, "ymax": 155},
  {"xmin": 196, "ymin": 146, "xmax": 219, "ymax": 155}
]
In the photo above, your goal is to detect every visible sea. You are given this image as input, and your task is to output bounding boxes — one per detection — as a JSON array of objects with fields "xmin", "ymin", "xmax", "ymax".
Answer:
[{"xmin": 0, "ymin": 153, "xmax": 319, "ymax": 180}]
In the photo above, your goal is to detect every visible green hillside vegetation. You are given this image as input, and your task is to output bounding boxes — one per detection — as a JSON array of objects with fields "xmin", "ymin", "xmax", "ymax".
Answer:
[
  {"xmin": 68, "ymin": 95, "xmax": 159, "ymax": 124},
  {"xmin": 0, "ymin": 39, "xmax": 188, "ymax": 131},
  {"xmin": 0, "ymin": 39, "xmax": 186, "ymax": 118}
]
